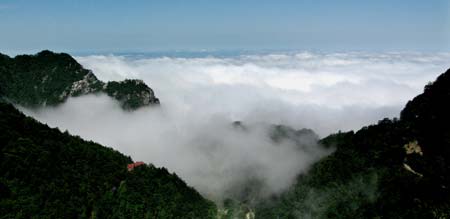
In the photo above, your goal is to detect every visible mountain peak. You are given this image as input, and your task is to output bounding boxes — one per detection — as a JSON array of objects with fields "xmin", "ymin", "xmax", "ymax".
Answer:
[{"xmin": 0, "ymin": 50, "xmax": 159, "ymax": 110}]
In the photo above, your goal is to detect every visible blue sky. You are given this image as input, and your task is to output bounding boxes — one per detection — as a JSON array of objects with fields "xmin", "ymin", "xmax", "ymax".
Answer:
[{"xmin": 0, "ymin": 0, "xmax": 449, "ymax": 54}]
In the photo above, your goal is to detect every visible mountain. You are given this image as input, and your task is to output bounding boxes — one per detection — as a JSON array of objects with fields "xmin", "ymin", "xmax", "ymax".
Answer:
[
  {"xmin": 0, "ymin": 50, "xmax": 159, "ymax": 110},
  {"xmin": 255, "ymin": 69, "xmax": 450, "ymax": 218},
  {"xmin": 0, "ymin": 102, "xmax": 216, "ymax": 218},
  {"xmin": 2, "ymin": 49, "xmax": 450, "ymax": 218}
]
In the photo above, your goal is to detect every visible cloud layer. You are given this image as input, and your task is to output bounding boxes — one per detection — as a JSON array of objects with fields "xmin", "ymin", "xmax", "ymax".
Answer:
[
  {"xmin": 22, "ymin": 51, "xmax": 450, "ymax": 202},
  {"xmin": 76, "ymin": 51, "xmax": 450, "ymax": 135}
]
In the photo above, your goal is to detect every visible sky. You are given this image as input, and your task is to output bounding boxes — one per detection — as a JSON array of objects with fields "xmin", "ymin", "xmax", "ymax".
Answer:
[
  {"xmin": 1, "ymin": 0, "xmax": 449, "ymax": 54},
  {"xmin": 4, "ymin": 0, "xmax": 450, "ymax": 202}
]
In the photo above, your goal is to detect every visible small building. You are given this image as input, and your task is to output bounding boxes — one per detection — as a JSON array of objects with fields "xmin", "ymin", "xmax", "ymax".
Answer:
[{"xmin": 127, "ymin": 161, "xmax": 145, "ymax": 171}]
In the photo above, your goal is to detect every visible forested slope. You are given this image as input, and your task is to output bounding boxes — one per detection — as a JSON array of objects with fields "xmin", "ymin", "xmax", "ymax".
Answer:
[
  {"xmin": 255, "ymin": 69, "xmax": 450, "ymax": 219},
  {"xmin": 0, "ymin": 103, "xmax": 216, "ymax": 219}
]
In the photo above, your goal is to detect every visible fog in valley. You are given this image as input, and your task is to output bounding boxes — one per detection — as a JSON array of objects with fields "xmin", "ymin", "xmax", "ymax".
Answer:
[{"xmin": 21, "ymin": 51, "xmax": 450, "ymax": 202}]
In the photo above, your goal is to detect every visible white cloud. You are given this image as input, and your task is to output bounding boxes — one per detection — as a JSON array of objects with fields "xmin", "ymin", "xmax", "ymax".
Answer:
[
  {"xmin": 76, "ymin": 51, "xmax": 450, "ymax": 135},
  {"xmin": 21, "ymin": 51, "xmax": 450, "ymax": 202},
  {"xmin": 21, "ymin": 95, "xmax": 327, "ymax": 202}
]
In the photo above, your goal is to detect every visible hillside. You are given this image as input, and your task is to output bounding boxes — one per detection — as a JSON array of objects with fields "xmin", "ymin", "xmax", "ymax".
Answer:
[
  {"xmin": 255, "ymin": 69, "xmax": 450, "ymax": 218},
  {"xmin": 0, "ymin": 50, "xmax": 159, "ymax": 110},
  {"xmin": 0, "ymin": 102, "xmax": 216, "ymax": 218},
  {"xmin": 2, "ymin": 50, "xmax": 450, "ymax": 219}
]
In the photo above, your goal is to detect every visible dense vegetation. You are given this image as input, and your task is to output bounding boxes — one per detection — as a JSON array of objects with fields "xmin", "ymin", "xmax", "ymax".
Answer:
[
  {"xmin": 0, "ymin": 50, "xmax": 159, "ymax": 110},
  {"xmin": 2, "ymin": 50, "xmax": 450, "ymax": 218},
  {"xmin": 255, "ymin": 69, "xmax": 450, "ymax": 218},
  {"xmin": 0, "ymin": 103, "xmax": 216, "ymax": 219},
  {"xmin": 104, "ymin": 79, "xmax": 159, "ymax": 110}
]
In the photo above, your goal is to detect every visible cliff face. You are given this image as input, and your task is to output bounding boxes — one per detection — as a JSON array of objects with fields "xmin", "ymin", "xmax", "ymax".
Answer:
[{"xmin": 0, "ymin": 50, "xmax": 159, "ymax": 110}]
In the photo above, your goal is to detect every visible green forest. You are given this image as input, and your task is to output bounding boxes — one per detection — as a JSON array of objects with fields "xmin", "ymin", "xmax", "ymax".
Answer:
[
  {"xmin": 0, "ymin": 103, "xmax": 216, "ymax": 219},
  {"xmin": 254, "ymin": 69, "xmax": 450, "ymax": 218},
  {"xmin": 1, "ymin": 50, "xmax": 450, "ymax": 218},
  {"xmin": 0, "ymin": 51, "xmax": 159, "ymax": 110}
]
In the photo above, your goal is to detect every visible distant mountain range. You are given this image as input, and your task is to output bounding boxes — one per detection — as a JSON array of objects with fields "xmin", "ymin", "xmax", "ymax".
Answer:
[{"xmin": 0, "ymin": 50, "xmax": 159, "ymax": 110}]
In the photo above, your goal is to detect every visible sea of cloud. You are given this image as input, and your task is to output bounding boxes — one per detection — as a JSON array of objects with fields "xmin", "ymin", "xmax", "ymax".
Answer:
[
  {"xmin": 22, "ymin": 51, "xmax": 450, "ymax": 202},
  {"xmin": 76, "ymin": 51, "xmax": 450, "ymax": 135}
]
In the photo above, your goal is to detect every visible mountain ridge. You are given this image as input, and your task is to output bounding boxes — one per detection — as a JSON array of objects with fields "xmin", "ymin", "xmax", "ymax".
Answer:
[
  {"xmin": 254, "ymin": 69, "xmax": 450, "ymax": 218},
  {"xmin": 0, "ymin": 50, "xmax": 159, "ymax": 110},
  {"xmin": 1, "ymin": 50, "xmax": 450, "ymax": 218}
]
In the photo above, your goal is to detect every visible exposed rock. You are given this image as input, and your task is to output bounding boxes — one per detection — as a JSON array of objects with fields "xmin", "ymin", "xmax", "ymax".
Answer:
[
  {"xmin": 0, "ymin": 50, "xmax": 159, "ymax": 110},
  {"xmin": 68, "ymin": 71, "xmax": 103, "ymax": 96},
  {"xmin": 404, "ymin": 140, "xmax": 423, "ymax": 156},
  {"xmin": 403, "ymin": 163, "xmax": 424, "ymax": 177}
]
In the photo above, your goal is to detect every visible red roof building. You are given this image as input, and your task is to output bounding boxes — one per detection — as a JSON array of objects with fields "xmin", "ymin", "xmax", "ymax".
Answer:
[{"xmin": 127, "ymin": 161, "xmax": 145, "ymax": 171}]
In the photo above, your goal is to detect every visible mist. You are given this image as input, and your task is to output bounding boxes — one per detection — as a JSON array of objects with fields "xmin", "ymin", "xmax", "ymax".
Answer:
[{"xmin": 21, "ymin": 51, "xmax": 450, "ymax": 202}]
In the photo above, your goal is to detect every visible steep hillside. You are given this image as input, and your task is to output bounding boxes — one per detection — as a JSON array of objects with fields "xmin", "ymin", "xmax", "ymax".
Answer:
[
  {"xmin": 0, "ymin": 50, "xmax": 159, "ymax": 110},
  {"xmin": 0, "ymin": 103, "xmax": 216, "ymax": 218},
  {"xmin": 255, "ymin": 69, "xmax": 450, "ymax": 219}
]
